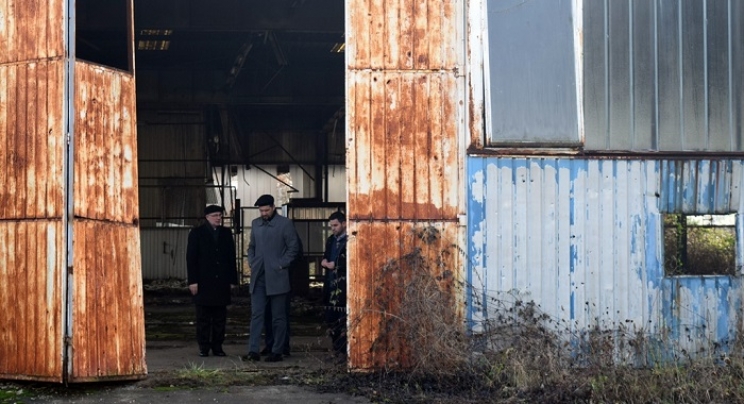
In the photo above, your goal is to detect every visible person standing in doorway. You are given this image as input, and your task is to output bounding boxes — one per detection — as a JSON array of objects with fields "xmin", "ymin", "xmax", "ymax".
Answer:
[
  {"xmin": 245, "ymin": 194, "xmax": 299, "ymax": 362},
  {"xmin": 322, "ymin": 211, "xmax": 348, "ymax": 362},
  {"xmin": 262, "ymin": 236, "xmax": 305, "ymax": 357},
  {"xmin": 186, "ymin": 204, "xmax": 238, "ymax": 357}
]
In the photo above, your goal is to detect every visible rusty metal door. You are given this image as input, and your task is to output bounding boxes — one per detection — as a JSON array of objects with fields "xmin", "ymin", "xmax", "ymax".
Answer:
[{"xmin": 0, "ymin": 0, "xmax": 146, "ymax": 382}]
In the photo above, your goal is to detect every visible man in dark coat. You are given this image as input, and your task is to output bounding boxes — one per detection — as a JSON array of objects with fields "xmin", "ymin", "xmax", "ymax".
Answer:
[
  {"xmin": 322, "ymin": 211, "xmax": 348, "ymax": 361},
  {"xmin": 244, "ymin": 194, "xmax": 299, "ymax": 362},
  {"xmin": 186, "ymin": 204, "xmax": 238, "ymax": 357}
]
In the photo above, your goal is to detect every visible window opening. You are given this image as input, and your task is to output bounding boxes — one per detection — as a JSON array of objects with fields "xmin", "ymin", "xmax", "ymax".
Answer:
[
  {"xmin": 76, "ymin": 0, "xmax": 131, "ymax": 72},
  {"xmin": 663, "ymin": 213, "xmax": 737, "ymax": 276}
]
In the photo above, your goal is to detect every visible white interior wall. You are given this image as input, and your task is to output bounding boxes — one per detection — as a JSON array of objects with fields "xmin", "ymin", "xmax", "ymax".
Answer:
[{"xmin": 214, "ymin": 164, "xmax": 346, "ymax": 210}]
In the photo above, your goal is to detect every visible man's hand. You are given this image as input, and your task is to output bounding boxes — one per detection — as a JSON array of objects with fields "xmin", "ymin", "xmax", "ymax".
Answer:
[
  {"xmin": 321, "ymin": 258, "xmax": 335, "ymax": 270},
  {"xmin": 188, "ymin": 283, "xmax": 198, "ymax": 295}
]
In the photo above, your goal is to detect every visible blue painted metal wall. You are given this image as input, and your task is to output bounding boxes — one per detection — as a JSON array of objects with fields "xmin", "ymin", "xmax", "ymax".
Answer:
[{"xmin": 467, "ymin": 156, "xmax": 744, "ymax": 360}]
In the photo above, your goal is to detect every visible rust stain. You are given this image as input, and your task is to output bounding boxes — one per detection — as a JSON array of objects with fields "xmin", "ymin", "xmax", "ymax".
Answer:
[
  {"xmin": 348, "ymin": 221, "xmax": 460, "ymax": 369},
  {"xmin": 0, "ymin": 61, "xmax": 66, "ymax": 220},
  {"xmin": 74, "ymin": 62, "xmax": 138, "ymax": 224},
  {"xmin": 70, "ymin": 220, "xmax": 146, "ymax": 381},
  {"xmin": 347, "ymin": 0, "xmax": 462, "ymax": 370},
  {"xmin": 348, "ymin": 71, "xmax": 459, "ymax": 221},
  {"xmin": 351, "ymin": 190, "xmax": 457, "ymax": 222},
  {"xmin": 0, "ymin": 0, "xmax": 65, "ymax": 64},
  {"xmin": 347, "ymin": 0, "xmax": 455, "ymax": 71},
  {"xmin": 0, "ymin": 221, "xmax": 65, "ymax": 382}
]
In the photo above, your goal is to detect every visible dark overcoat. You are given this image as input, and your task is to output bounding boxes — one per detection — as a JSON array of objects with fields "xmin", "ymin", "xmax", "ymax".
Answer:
[
  {"xmin": 322, "ymin": 234, "xmax": 347, "ymax": 308},
  {"xmin": 186, "ymin": 223, "xmax": 238, "ymax": 306}
]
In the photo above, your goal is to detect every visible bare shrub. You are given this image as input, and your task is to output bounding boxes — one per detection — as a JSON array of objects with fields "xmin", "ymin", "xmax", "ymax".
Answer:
[
  {"xmin": 363, "ymin": 227, "xmax": 468, "ymax": 376},
  {"xmin": 346, "ymin": 232, "xmax": 744, "ymax": 403}
]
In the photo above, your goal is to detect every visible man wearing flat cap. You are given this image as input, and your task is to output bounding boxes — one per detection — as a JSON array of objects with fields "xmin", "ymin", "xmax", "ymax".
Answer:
[
  {"xmin": 244, "ymin": 194, "xmax": 300, "ymax": 362},
  {"xmin": 187, "ymin": 204, "xmax": 238, "ymax": 357}
]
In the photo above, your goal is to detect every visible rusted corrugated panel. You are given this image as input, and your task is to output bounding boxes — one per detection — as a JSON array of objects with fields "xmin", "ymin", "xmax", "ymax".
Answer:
[
  {"xmin": 347, "ymin": 221, "xmax": 460, "ymax": 368},
  {"xmin": 0, "ymin": 61, "xmax": 66, "ymax": 219},
  {"xmin": 347, "ymin": 0, "xmax": 458, "ymax": 70},
  {"xmin": 0, "ymin": 221, "xmax": 65, "ymax": 382},
  {"xmin": 0, "ymin": 0, "xmax": 65, "ymax": 64},
  {"xmin": 74, "ymin": 62, "xmax": 139, "ymax": 224},
  {"xmin": 0, "ymin": 0, "xmax": 143, "ymax": 383},
  {"xmin": 347, "ymin": 0, "xmax": 464, "ymax": 369},
  {"xmin": 0, "ymin": 45, "xmax": 66, "ymax": 381},
  {"xmin": 347, "ymin": 70, "xmax": 459, "ymax": 220},
  {"xmin": 69, "ymin": 220, "xmax": 146, "ymax": 381}
]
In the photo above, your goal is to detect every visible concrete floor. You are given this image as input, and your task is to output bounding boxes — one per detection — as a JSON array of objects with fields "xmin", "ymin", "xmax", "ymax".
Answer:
[{"xmin": 143, "ymin": 289, "xmax": 340, "ymax": 371}]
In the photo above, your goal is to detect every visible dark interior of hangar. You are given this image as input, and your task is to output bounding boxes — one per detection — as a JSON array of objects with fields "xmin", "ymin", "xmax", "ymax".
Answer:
[
  {"xmin": 73, "ymin": 0, "xmax": 347, "ymax": 284},
  {"xmin": 75, "ymin": 0, "xmax": 346, "ymax": 169}
]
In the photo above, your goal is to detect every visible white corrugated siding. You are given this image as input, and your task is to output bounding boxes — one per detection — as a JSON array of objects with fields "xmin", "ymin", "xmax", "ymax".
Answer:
[
  {"xmin": 468, "ymin": 157, "xmax": 744, "ymax": 360},
  {"xmin": 140, "ymin": 229, "xmax": 189, "ymax": 280}
]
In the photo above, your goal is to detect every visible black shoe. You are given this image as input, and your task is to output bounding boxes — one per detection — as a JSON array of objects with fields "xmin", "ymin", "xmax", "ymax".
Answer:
[
  {"xmin": 283, "ymin": 349, "xmax": 291, "ymax": 357},
  {"xmin": 259, "ymin": 347, "xmax": 271, "ymax": 356},
  {"xmin": 213, "ymin": 350, "xmax": 227, "ymax": 357},
  {"xmin": 199, "ymin": 350, "xmax": 209, "ymax": 357},
  {"xmin": 265, "ymin": 353, "xmax": 283, "ymax": 362},
  {"xmin": 241, "ymin": 352, "xmax": 260, "ymax": 362}
]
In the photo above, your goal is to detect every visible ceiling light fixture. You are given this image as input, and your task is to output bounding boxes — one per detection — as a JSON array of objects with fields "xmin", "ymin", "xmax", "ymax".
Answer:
[
  {"xmin": 137, "ymin": 40, "xmax": 170, "ymax": 51},
  {"xmin": 139, "ymin": 29, "xmax": 173, "ymax": 36}
]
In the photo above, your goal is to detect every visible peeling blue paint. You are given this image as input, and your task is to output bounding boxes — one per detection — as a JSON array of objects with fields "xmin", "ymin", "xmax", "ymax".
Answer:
[
  {"xmin": 716, "ymin": 277, "xmax": 731, "ymax": 346},
  {"xmin": 467, "ymin": 156, "xmax": 744, "ymax": 360},
  {"xmin": 466, "ymin": 158, "xmax": 488, "ymax": 330}
]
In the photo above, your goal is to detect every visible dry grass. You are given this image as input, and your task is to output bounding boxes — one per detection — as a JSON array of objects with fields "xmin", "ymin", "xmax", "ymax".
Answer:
[{"xmin": 341, "ymin": 227, "xmax": 744, "ymax": 403}]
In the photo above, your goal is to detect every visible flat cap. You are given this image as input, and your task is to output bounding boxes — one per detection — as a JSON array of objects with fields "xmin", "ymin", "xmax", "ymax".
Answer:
[
  {"xmin": 254, "ymin": 194, "xmax": 275, "ymax": 207},
  {"xmin": 204, "ymin": 205, "xmax": 224, "ymax": 215}
]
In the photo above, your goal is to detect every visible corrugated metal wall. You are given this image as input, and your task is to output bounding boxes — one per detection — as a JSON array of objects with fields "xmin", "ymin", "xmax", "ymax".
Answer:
[
  {"xmin": 0, "ymin": 0, "xmax": 63, "ymax": 63},
  {"xmin": 137, "ymin": 111, "xmax": 205, "ymax": 187},
  {"xmin": 140, "ymin": 229, "xmax": 189, "ymax": 280},
  {"xmin": 70, "ymin": 221, "xmax": 145, "ymax": 380},
  {"xmin": 0, "ymin": 0, "xmax": 67, "ymax": 382},
  {"xmin": 468, "ymin": 157, "xmax": 744, "ymax": 359},
  {"xmin": 74, "ymin": 64, "xmax": 139, "ymax": 222},
  {"xmin": 0, "ymin": 0, "xmax": 145, "ymax": 382},
  {"xmin": 346, "ymin": 0, "xmax": 465, "ymax": 369},
  {"xmin": 477, "ymin": 0, "xmax": 744, "ymax": 151},
  {"xmin": 70, "ymin": 61, "xmax": 145, "ymax": 381},
  {"xmin": 582, "ymin": 0, "xmax": 744, "ymax": 151},
  {"xmin": 0, "ymin": 222, "xmax": 65, "ymax": 382}
]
